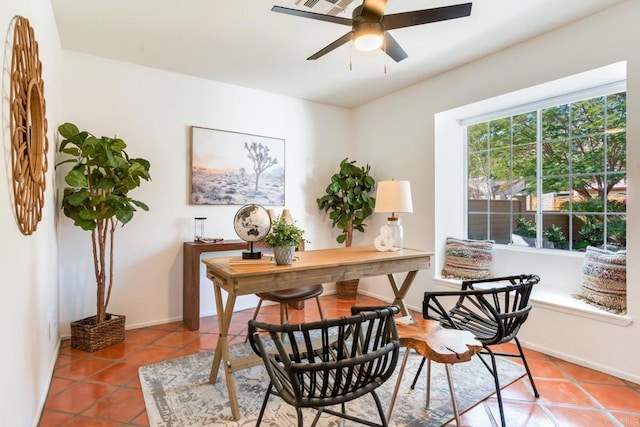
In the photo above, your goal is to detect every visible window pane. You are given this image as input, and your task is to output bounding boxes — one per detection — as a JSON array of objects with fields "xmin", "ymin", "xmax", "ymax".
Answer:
[
  {"xmin": 541, "ymin": 213, "xmax": 569, "ymax": 250},
  {"xmin": 571, "ymin": 97, "xmax": 605, "ymax": 137},
  {"xmin": 490, "ymin": 147, "xmax": 511, "ymax": 197},
  {"xmin": 571, "ymin": 136, "xmax": 605, "ymax": 174},
  {"xmin": 512, "ymin": 143, "xmax": 536, "ymax": 193},
  {"xmin": 607, "ymin": 214, "xmax": 626, "ymax": 249},
  {"xmin": 541, "ymin": 140, "xmax": 569, "ymax": 177},
  {"xmin": 512, "ymin": 214, "xmax": 536, "ymax": 247},
  {"xmin": 468, "ymin": 122, "xmax": 489, "ymax": 152},
  {"xmin": 489, "ymin": 214, "xmax": 511, "ymax": 244},
  {"xmin": 468, "ymin": 151, "xmax": 489, "ymax": 200},
  {"xmin": 606, "ymin": 173, "xmax": 626, "ymax": 212},
  {"xmin": 512, "ymin": 112, "xmax": 537, "ymax": 145},
  {"xmin": 607, "ymin": 131, "xmax": 626, "ymax": 172},
  {"xmin": 572, "ymin": 177, "xmax": 605, "ymax": 212},
  {"xmin": 489, "ymin": 117, "xmax": 511, "ymax": 148},
  {"xmin": 575, "ymin": 213, "xmax": 604, "ymax": 249},
  {"xmin": 607, "ymin": 92, "xmax": 626, "ymax": 132},
  {"xmin": 468, "ymin": 213, "xmax": 488, "ymax": 240},
  {"xmin": 540, "ymin": 178, "xmax": 569, "ymax": 207},
  {"xmin": 542, "ymin": 104, "xmax": 569, "ymax": 140}
]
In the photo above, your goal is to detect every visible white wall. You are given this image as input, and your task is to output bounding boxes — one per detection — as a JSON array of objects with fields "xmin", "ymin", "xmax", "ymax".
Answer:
[
  {"xmin": 352, "ymin": 0, "xmax": 639, "ymax": 382},
  {"xmin": 0, "ymin": 1, "xmax": 61, "ymax": 426},
  {"xmin": 58, "ymin": 51, "xmax": 353, "ymax": 333}
]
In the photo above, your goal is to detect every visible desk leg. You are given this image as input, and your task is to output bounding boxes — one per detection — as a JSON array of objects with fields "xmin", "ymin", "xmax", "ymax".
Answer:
[
  {"xmin": 208, "ymin": 281, "xmax": 241, "ymax": 420},
  {"xmin": 387, "ymin": 270, "xmax": 418, "ymax": 316}
]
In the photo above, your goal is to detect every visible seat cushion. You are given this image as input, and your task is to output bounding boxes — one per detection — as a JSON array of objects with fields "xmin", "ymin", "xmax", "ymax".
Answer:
[
  {"xmin": 441, "ymin": 237, "xmax": 494, "ymax": 280},
  {"xmin": 257, "ymin": 284, "xmax": 324, "ymax": 303},
  {"xmin": 574, "ymin": 246, "xmax": 626, "ymax": 314}
]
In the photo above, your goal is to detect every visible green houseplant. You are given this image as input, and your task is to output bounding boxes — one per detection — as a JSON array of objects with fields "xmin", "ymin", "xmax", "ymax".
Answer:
[
  {"xmin": 263, "ymin": 215, "xmax": 305, "ymax": 265},
  {"xmin": 57, "ymin": 122, "xmax": 151, "ymax": 351},
  {"xmin": 317, "ymin": 158, "xmax": 376, "ymax": 297}
]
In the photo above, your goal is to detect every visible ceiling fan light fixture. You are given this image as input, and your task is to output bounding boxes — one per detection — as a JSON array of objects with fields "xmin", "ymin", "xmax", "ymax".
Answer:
[{"xmin": 353, "ymin": 22, "xmax": 383, "ymax": 51}]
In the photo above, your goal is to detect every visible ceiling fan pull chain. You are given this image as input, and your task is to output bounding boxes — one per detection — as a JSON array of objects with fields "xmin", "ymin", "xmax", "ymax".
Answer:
[{"xmin": 349, "ymin": 41, "xmax": 353, "ymax": 71}]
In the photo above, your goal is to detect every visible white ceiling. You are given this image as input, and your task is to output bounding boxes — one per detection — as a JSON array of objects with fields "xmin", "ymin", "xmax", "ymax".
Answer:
[{"xmin": 51, "ymin": 0, "xmax": 624, "ymax": 108}]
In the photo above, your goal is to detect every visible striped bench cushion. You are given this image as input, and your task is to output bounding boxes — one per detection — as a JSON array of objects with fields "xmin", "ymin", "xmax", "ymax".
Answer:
[
  {"xmin": 441, "ymin": 237, "xmax": 494, "ymax": 280},
  {"xmin": 575, "ymin": 246, "xmax": 626, "ymax": 314}
]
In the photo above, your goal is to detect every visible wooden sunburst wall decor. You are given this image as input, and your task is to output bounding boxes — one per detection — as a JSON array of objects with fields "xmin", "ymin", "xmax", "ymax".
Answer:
[{"xmin": 10, "ymin": 16, "xmax": 49, "ymax": 235}]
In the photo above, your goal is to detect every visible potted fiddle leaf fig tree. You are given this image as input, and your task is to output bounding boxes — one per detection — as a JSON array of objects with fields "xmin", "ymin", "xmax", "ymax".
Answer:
[
  {"xmin": 317, "ymin": 158, "xmax": 376, "ymax": 298},
  {"xmin": 57, "ymin": 122, "xmax": 151, "ymax": 352}
]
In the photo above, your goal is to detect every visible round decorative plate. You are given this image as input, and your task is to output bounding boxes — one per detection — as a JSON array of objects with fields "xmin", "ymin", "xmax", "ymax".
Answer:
[{"xmin": 10, "ymin": 16, "xmax": 48, "ymax": 235}]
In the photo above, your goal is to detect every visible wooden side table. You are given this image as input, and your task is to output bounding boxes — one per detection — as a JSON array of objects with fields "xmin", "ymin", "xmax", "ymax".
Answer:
[
  {"xmin": 387, "ymin": 317, "xmax": 482, "ymax": 425},
  {"xmin": 183, "ymin": 240, "xmax": 248, "ymax": 330}
]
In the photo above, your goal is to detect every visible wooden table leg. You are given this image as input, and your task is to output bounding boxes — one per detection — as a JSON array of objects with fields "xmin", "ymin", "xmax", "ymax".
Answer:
[
  {"xmin": 208, "ymin": 281, "xmax": 241, "ymax": 420},
  {"xmin": 387, "ymin": 270, "xmax": 418, "ymax": 316}
]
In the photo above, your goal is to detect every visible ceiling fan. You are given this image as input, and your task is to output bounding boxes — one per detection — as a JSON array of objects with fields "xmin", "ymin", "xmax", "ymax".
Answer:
[{"xmin": 272, "ymin": 0, "xmax": 472, "ymax": 62}]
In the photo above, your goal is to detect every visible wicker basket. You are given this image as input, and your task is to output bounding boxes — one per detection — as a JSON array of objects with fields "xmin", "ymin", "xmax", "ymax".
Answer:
[
  {"xmin": 336, "ymin": 279, "xmax": 359, "ymax": 299},
  {"xmin": 70, "ymin": 313, "xmax": 126, "ymax": 352}
]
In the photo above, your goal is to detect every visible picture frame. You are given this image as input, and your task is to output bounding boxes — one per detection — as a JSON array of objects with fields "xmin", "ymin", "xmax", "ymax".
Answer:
[{"xmin": 190, "ymin": 126, "xmax": 285, "ymax": 205}]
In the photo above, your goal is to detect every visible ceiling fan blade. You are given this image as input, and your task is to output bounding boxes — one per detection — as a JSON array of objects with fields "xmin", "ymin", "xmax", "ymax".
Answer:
[
  {"xmin": 383, "ymin": 32, "xmax": 408, "ymax": 62},
  {"xmin": 307, "ymin": 32, "xmax": 353, "ymax": 60},
  {"xmin": 361, "ymin": 0, "xmax": 388, "ymax": 21},
  {"xmin": 382, "ymin": 2, "xmax": 472, "ymax": 31},
  {"xmin": 272, "ymin": 5, "xmax": 352, "ymax": 26}
]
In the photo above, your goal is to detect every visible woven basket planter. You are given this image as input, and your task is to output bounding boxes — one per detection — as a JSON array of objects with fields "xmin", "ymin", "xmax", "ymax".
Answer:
[
  {"xmin": 336, "ymin": 279, "xmax": 359, "ymax": 299},
  {"xmin": 70, "ymin": 313, "xmax": 126, "ymax": 352}
]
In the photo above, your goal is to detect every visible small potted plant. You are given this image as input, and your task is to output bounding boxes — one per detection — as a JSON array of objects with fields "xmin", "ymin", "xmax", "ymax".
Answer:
[
  {"xmin": 317, "ymin": 158, "xmax": 376, "ymax": 297},
  {"xmin": 263, "ymin": 215, "xmax": 305, "ymax": 265},
  {"xmin": 57, "ymin": 122, "xmax": 151, "ymax": 351}
]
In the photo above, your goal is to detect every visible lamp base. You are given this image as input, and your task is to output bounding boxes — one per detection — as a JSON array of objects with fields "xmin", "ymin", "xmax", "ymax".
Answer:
[{"xmin": 242, "ymin": 251, "xmax": 262, "ymax": 259}]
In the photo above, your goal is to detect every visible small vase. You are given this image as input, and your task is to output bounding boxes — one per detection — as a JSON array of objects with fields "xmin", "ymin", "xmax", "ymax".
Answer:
[{"xmin": 273, "ymin": 245, "xmax": 295, "ymax": 265}]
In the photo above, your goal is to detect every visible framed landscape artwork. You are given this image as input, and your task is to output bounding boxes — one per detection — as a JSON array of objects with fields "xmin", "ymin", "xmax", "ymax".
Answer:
[{"xmin": 190, "ymin": 126, "xmax": 285, "ymax": 205}]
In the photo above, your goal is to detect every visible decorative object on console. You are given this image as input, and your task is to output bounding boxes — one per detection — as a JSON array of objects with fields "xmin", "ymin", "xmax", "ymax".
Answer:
[
  {"xmin": 57, "ymin": 122, "xmax": 151, "ymax": 351},
  {"xmin": 574, "ymin": 246, "xmax": 627, "ymax": 314},
  {"xmin": 190, "ymin": 126, "xmax": 285, "ymax": 206},
  {"xmin": 10, "ymin": 16, "xmax": 49, "ymax": 235},
  {"xmin": 317, "ymin": 158, "xmax": 376, "ymax": 298},
  {"xmin": 262, "ymin": 214, "xmax": 305, "ymax": 265},
  {"xmin": 194, "ymin": 217, "xmax": 206, "ymax": 242},
  {"xmin": 374, "ymin": 180, "xmax": 413, "ymax": 251},
  {"xmin": 441, "ymin": 237, "xmax": 494, "ymax": 280},
  {"xmin": 233, "ymin": 204, "xmax": 272, "ymax": 259}
]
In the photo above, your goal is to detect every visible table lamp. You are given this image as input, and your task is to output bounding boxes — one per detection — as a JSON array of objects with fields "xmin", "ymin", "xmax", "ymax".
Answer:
[{"xmin": 374, "ymin": 180, "xmax": 413, "ymax": 250}]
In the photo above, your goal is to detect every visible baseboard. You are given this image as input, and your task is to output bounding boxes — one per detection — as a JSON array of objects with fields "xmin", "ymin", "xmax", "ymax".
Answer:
[
  {"xmin": 520, "ymin": 338, "xmax": 640, "ymax": 384},
  {"xmin": 33, "ymin": 338, "xmax": 62, "ymax": 427}
]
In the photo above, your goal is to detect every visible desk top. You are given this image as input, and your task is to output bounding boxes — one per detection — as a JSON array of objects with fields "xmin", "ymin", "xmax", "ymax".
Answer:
[{"xmin": 202, "ymin": 245, "xmax": 432, "ymax": 296}]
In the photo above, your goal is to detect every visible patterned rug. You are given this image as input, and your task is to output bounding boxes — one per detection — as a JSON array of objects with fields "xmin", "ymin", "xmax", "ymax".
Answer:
[{"xmin": 139, "ymin": 341, "xmax": 526, "ymax": 426}]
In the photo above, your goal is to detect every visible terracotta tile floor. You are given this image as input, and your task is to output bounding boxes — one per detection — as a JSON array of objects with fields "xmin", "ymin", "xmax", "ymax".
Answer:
[{"xmin": 39, "ymin": 294, "xmax": 640, "ymax": 426}]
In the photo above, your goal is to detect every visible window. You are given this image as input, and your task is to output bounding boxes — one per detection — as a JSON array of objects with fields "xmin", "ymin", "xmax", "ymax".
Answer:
[{"xmin": 465, "ymin": 87, "xmax": 626, "ymax": 251}]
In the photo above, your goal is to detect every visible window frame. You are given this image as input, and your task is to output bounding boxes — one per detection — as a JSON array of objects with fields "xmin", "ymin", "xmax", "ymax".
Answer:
[{"xmin": 462, "ymin": 81, "xmax": 627, "ymax": 251}]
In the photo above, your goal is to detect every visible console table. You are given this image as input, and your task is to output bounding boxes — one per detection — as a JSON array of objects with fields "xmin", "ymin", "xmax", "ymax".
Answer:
[{"xmin": 183, "ymin": 240, "xmax": 248, "ymax": 330}]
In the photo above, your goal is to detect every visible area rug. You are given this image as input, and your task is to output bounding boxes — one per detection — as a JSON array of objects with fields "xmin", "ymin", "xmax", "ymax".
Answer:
[{"xmin": 140, "ymin": 342, "xmax": 525, "ymax": 427}]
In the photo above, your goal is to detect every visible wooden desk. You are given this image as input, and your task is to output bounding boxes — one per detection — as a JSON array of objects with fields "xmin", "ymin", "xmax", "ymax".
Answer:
[
  {"xmin": 183, "ymin": 240, "xmax": 248, "ymax": 330},
  {"xmin": 202, "ymin": 245, "xmax": 432, "ymax": 420}
]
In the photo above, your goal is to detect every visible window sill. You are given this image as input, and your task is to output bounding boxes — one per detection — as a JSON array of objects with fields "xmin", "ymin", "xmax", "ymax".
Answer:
[{"xmin": 432, "ymin": 277, "xmax": 632, "ymax": 327}]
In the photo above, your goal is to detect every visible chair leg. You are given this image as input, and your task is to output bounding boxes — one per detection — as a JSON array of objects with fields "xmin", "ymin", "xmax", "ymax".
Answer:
[
  {"xmin": 371, "ymin": 390, "xmax": 390, "ymax": 427},
  {"xmin": 315, "ymin": 296, "xmax": 325, "ymax": 319},
  {"xmin": 410, "ymin": 357, "xmax": 426, "ymax": 389},
  {"xmin": 387, "ymin": 348, "xmax": 411, "ymax": 421},
  {"xmin": 514, "ymin": 337, "xmax": 540, "ymax": 398},
  {"xmin": 256, "ymin": 382, "xmax": 272, "ymax": 426},
  {"xmin": 426, "ymin": 358, "xmax": 432, "ymax": 409},
  {"xmin": 444, "ymin": 364, "xmax": 461, "ymax": 426},
  {"xmin": 482, "ymin": 347, "xmax": 507, "ymax": 427}
]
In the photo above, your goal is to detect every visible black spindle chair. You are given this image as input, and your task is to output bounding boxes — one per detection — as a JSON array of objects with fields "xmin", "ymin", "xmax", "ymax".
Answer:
[
  {"xmin": 411, "ymin": 274, "xmax": 541, "ymax": 427},
  {"xmin": 248, "ymin": 305, "xmax": 400, "ymax": 427}
]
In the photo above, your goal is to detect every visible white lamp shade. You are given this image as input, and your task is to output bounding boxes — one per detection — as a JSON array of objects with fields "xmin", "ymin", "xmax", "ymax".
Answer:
[{"xmin": 375, "ymin": 180, "xmax": 413, "ymax": 213}]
